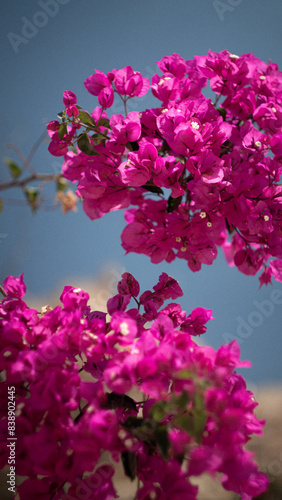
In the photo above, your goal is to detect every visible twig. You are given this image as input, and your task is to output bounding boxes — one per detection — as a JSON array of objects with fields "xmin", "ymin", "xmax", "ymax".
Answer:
[{"xmin": 0, "ymin": 173, "xmax": 60, "ymax": 192}]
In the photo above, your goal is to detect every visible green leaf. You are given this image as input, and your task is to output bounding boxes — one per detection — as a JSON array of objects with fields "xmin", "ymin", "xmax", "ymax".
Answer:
[
  {"xmin": 56, "ymin": 176, "xmax": 68, "ymax": 192},
  {"xmin": 173, "ymin": 414, "xmax": 194, "ymax": 434},
  {"xmin": 4, "ymin": 158, "xmax": 22, "ymax": 178},
  {"xmin": 78, "ymin": 110, "xmax": 95, "ymax": 127},
  {"xmin": 126, "ymin": 141, "xmax": 139, "ymax": 152},
  {"xmin": 149, "ymin": 401, "xmax": 167, "ymax": 422},
  {"xmin": 217, "ymin": 107, "xmax": 227, "ymax": 120},
  {"xmin": 77, "ymin": 133, "xmax": 99, "ymax": 156},
  {"xmin": 174, "ymin": 390, "xmax": 190, "ymax": 409},
  {"xmin": 225, "ymin": 218, "xmax": 233, "ymax": 235},
  {"xmin": 174, "ymin": 369, "xmax": 194, "ymax": 380},
  {"xmin": 155, "ymin": 425, "xmax": 170, "ymax": 460},
  {"xmin": 167, "ymin": 195, "xmax": 182, "ymax": 213},
  {"xmin": 141, "ymin": 183, "xmax": 164, "ymax": 195},
  {"xmin": 193, "ymin": 392, "xmax": 207, "ymax": 443},
  {"xmin": 25, "ymin": 187, "xmax": 39, "ymax": 213},
  {"xmin": 57, "ymin": 111, "xmax": 65, "ymax": 121},
  {"xmin": 97, "ymin": 118, "xmax": 110, "ymax": 128},
  {"xmin": 123, "ymin": 416, "xmax": 144, "ymax": 429},
  {"xmin": 193, "ymin": 409, "xmax": 207, "ymax": 444},
  {"xmin": 121, "ymin": 451, "xmax": 136, "ymax": 481},
  {"xmin": 172, "ymin": 392, "xmax": 207, "ymax": 444},
  {"xmin": 58, "ymin": 123, "xmax": 68, "ymax": 140},
  {"xmin": 107, "ymin": 392, "xmax": 137, "ymax": 413},
  {"xmin": 91, "ymin": 133, "xmax": 105, "ymax": 145}
]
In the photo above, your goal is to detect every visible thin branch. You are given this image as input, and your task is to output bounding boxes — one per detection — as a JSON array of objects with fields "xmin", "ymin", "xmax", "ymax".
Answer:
[
  {"xmin": 0, "ymin": 173, "xmax": 60, "ymax": 192},
  {"xmin": 0, "ymin": 285, "xmax": 7, "ymax": 298},
  {"xmin": 213, "ymin": 93, "xmax": 222, "ymax": 107}
]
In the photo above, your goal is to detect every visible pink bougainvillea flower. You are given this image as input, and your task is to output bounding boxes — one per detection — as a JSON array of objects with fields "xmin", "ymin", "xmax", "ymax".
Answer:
[
  {"xmin": 84, "ymin": 69, "xmax": 112, "ymax": 96},
  {"xmin": 48, "ymin": 139, "xmax": 69, "ymax": 157},
  {"xmin": 63, "ymin": 90, "xmax": 77, "ymax": 106},
  {"xmin": 0, "ymin": 272, "xmax": 269, "ymax": 499},
  {"xmin": 113, "ymin": 65, "xmax": 150, "ymax": 97},
  {"xmin": 2, "ymin": 273, "xmax": 26, "ymax": 298}
]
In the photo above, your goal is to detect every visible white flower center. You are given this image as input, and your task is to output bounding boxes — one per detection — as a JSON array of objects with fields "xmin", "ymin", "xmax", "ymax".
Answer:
[
  {"xmin": 124, "ymin": 438, "xmax": 134, "ymax": 448},
  {"xmin": 118, "ymin": 430, "xmax": 127, "ymax": 440},
  {"xmin": 158, "ymin": 77, "xmax": 171, "ymax": 85},
  {"xmin": 120, "ymin": 322, "xmax": 129, "ymax": 335},
  {"xmin": 149, "ymin": 492, "xmax": 157, "ymax": 500}
]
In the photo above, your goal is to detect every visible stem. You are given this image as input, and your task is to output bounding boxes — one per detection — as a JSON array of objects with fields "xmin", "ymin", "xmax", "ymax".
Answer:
[
  {"xmin": 0, "ymin": 285, "xmax": 7, "ymax": 298},
  {"xmin": 124, "ymin": 98, "xmax": 128, "ymax": 117},
  {"xmin": 96, "ymin": 107, "xmax": 104, "ymax": 126},
  {"xmin": 213, "ymin": 94, "xmax": 222, "ymax": 107},
  {"xmin": 132, "ymin": 296, "xmax": 140, "ymax": 308},
  {"xmin": 0, "ymin": 173, "xmax": 60, "ymax": 192}
]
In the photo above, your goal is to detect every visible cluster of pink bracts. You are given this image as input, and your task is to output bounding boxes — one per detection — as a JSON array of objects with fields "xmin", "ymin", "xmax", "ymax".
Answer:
[
  {"xmin": 48, "ymin": 50, "xmax": 282, "ymax": 286},
  {"xmin": 1, "ymin": 273, "xmax": 268, "ymax": 499}
]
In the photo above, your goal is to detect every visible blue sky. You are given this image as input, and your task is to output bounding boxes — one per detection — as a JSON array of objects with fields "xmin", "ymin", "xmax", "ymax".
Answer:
[{"xmin": 1, "ymin": 0, "xmax": 282, "ymax": 385}]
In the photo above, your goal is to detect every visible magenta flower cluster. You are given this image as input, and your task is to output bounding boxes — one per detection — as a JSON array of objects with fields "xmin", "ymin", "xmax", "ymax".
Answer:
[
  {"xmin": 0, "ymin": 273, "xmax": 268, "ymax": 499},
  {"xmin": 47, "ymin": 50, "xmax": 282, "ymax": 286}
]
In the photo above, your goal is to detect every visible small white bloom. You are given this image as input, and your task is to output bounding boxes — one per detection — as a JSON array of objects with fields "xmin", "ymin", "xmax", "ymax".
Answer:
[
  {"xmin": 120, "ymin": 322, "xmax": 129, "ymax": 335},
  {"xmin": 191, "ymin": 121, "xmax": 200, "ymax": 130}
]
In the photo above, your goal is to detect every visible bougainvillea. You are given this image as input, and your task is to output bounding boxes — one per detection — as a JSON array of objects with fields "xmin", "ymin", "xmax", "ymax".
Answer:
[
  {"xmin": 47, "ymin": 50, "xmax": 282, "ymax": 286},
  {"xmin": 3, "ymin": 50, "xmax": 281, "ymax": 499},
  {"xmin": 0, "ymin": 273, "xmax": 268, "ymax": 499}
]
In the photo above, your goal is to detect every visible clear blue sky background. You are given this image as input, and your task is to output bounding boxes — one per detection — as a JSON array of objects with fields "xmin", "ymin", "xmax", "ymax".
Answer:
[{"xmin": 1, "ymin": 0, "xmax": 282, "ymax": 385}]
